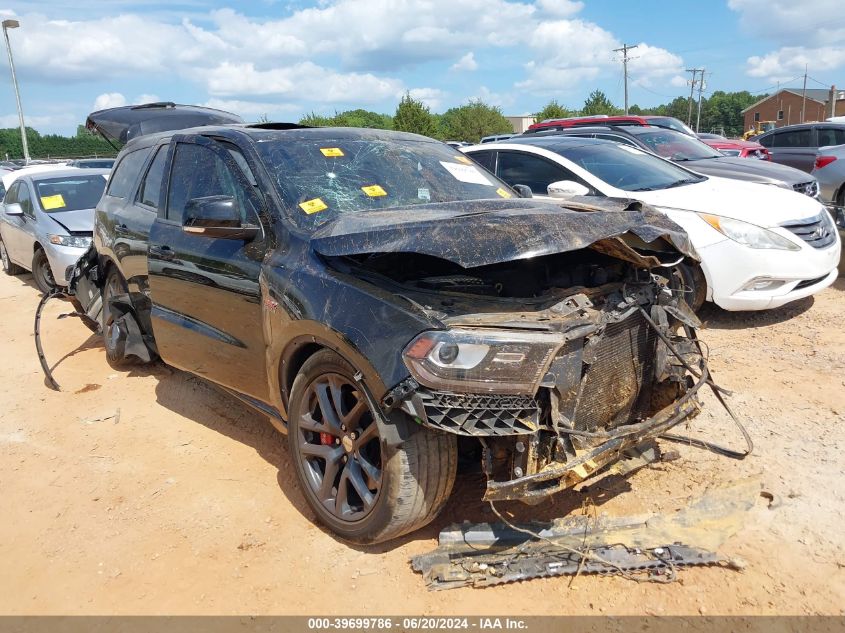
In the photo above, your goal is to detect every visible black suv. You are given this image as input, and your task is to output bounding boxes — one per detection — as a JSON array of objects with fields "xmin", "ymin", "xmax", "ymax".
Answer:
[
  {"xmin": 79, "ymin": 105, "xmax": 707, "ymax": 543},
  {"xmin": 525, "ymin": 125, "xmax": 820, "ymax": 197}
]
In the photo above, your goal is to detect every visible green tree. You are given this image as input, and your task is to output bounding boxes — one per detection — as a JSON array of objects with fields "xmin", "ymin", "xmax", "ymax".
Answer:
[
  {"xmin": 439, "ymin": 100, "xmax": 513, "ymax": 143},
  {"xmin": 699, "ymin": 91, "xmax": 761, "ymax": 137},
  {"xmin": 393, "ymin": 93, "xmax": 437, "ymax": 137},
  {"xmin": 534, "ymin": 100, "xmax": 576, "ymax": 122},
  {"xmin": 581, "ymin": 90, "xmax": 622, "ymax": 116},
  {"xmin": 298, "ymin": 112, "xmax": 338, "ymax": 126}
]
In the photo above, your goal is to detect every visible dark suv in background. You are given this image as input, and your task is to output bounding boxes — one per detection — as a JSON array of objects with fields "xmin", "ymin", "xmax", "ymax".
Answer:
[
  {"xmin": 79, "ymin": 105, "xmax": 708, "ymax": 544},
  {"xmin": 755, "ymin": 122, "xmax": 845, "ymax": 172}
]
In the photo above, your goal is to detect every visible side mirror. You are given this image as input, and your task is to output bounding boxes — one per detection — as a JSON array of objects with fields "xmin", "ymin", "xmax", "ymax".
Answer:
[
  {"xmin": 511, "ymin": 184, "xmax": 533, "ymax": 198},
  {"xmin": 4, "ymin": 202, "xmax": 23, "ymax": 216},
  {"xmin": 547, "ymin": 180, "xmax": 590, "ymax": 199},
  {"xmin": 183, "ymin": 195, "xmax": 258, "ymax": 240}
]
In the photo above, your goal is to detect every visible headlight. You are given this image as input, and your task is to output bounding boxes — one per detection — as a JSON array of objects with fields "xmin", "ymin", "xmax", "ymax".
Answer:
[
  {"xmin": 48, "ymin": 234, "xmax": 92, "ymax": 248},
  {"xmin": 698, "ymin": 214, "xmax": 800, "ymax": 251},
  {"xmin": 403, "ymin": 329, "xmax": 562, "ymax": 394}
]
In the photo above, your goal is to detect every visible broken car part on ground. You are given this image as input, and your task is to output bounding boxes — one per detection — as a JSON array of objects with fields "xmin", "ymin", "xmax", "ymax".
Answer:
[{"xmin": 33, "ymin": 111, "xmax": 748, "ymax": 545}]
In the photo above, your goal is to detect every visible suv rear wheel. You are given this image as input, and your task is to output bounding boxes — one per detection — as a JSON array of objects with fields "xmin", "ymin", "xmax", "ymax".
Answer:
[
  {"xmin": 101, "ymin": 266, "xmax": 136, "ymax": 366},
  {"xmin": 288, "ymin": 349, "xmax": 457, "ymax": 544}
]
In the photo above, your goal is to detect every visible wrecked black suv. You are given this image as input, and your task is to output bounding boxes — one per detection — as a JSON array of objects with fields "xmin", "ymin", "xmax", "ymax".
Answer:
[{"xmin": 77, "ymin": 106, "xmax": 708, "ymax": 543}]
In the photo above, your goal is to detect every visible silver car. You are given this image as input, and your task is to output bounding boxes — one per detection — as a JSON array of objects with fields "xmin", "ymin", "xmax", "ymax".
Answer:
[
  {"xmin": 0, "ymin": 168, "xmax": 109, "ymax": 292},
  {"xmin": 811, "ymin": 143, "xmax": 845, "ymax": 273}
]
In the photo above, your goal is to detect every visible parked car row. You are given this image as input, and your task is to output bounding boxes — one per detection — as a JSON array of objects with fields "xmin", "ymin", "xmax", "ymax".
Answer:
[{"xmin": 5, "ymin": 103, "xmax": 842, "ymax": 547}]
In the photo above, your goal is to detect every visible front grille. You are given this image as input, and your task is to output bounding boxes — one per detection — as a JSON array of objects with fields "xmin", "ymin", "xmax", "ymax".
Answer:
[
  {"xmin": 417, "ymin": 390, "xmax": 540, "ymax": 436},
  {"xmin": 781, "ymin": 212, "xmax": 837, "ymax": 249},
  {"xmin": 793, "ymin": 180, "xmax": 819, "ymax": 197},
  {"xmin": 572, "ymin": 313, "xmax": 656, "ymax": 431}
]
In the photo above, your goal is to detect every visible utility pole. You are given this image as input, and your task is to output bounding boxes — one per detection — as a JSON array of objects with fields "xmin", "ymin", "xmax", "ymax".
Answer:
[
  {"xmin": 695, "ymin": 69, "xmax": 707, "ymax": 133},
  {"xmin": 686, "ymin": 68, "xmax": 703, "ymax": 126},
  {"xmin": 613, "ymin": 43, "xmax": 638, "ymax": 114},
  {"xmin": 2, "ymin": 19, "xmax": 29, "ymax": 163},
  {"xmin": 800, "ymin": 64, "xmax": 808, "ymax": 123}
]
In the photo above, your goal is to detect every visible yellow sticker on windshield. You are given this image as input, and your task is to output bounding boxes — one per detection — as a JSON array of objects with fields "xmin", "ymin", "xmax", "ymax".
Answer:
[
  {"xmin": 299, "ymin": 198, "xmax": 328, "ymax": 214},
  {"xmin": 320, "ymin": 147, "xmax": 344, "ymax": 157},
  {"xmin": 361, "ymin": 185, "xmax": 387, "ymax": 197},
  {"xmin": 40, "ymin": 194, "xmax": 66, "ymax": 210},
  {"xmin": 455, "ymin": 155, "xmax": 473, "ymax": 165},
  {"xmin": 496, "ymin": 188, "xmax": 513, "ymax": 199}
]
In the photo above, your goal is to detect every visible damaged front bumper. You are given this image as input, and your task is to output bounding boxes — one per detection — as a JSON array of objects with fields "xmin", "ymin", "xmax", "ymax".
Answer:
[{"xmin": 386, "ymin": 281, "xmax": 708, "ymax": 503}]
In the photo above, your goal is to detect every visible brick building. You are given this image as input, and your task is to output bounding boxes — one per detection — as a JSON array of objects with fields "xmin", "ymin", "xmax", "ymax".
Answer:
[{"xmin": 742, "ymin": 87, "xmax": 845, "ymax": 132}]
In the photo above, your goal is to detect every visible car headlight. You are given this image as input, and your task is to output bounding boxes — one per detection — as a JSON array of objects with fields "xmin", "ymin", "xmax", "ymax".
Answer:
[
  {"xmin": 698, "ymin": 214, "xmax": 800, "ymax": 251},
  {"xmin": 403, "ymin": 329, "xmax": 562, "ymax": 394},
  {"xmin": 48, "ymin": 234, "xmax": 92, "ymax": 248}
]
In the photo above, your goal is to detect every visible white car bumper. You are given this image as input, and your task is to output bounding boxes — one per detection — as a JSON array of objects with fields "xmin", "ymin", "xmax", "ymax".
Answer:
[
  {"xmin": 698, "ymin": 236, "xmax": 841, "ymax": 311},
  {"xmin": 44, "ymin": 243, "xmax": 88, "ymax": 286}
]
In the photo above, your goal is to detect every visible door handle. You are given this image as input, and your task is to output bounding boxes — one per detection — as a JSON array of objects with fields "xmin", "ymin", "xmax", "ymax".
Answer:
[
  {"xmin": 150, "ymin": 245, "xmax": 174, "ymax": 260},
  {"xmin": 114, "ymin": 223, "xmax": 130, "ymax": 235}
]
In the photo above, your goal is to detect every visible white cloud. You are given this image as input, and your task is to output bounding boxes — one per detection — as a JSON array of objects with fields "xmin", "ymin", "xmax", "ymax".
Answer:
[
  {"xmin": 202, "ymin": 98, "xmax": 299, "ymax": 119},
  {"xmin": 408, "ymin": 88, "xmax": 446, "ymax": 110},
  {"xmin": 747, "ymin": 46, "xmax": 845, "ymax": 83},
  {"xmin": 0, "ymin": 113, "xmax": 75, "ymax": 128},
  {"xmin": 730, "ymin": 0, "xmax": 845, "ymax": 81},
  {"xmin": 133, "ymin": 94, "xmax": 160, "ymax": 105},
  {"xmin": 628, "ymin": 43, "xmax": 684, "ymax": 87},
  {"xmin": 92, "ymin": 92, "xmax": 127, "ymax": 111},
  {"xmin": 535, "ymin": 0, "xmax": 584, "ymax": 17},
  {"xmin": 202, "ymin": 61, "xmax": 403, "ymax": 103},
  {"xmin": 728, "ymin": 0, "xmax": 845, "ymax": 46},
  {"xmin": 451, "ymin": 52, "xmax": 478, "ymax": 72}
]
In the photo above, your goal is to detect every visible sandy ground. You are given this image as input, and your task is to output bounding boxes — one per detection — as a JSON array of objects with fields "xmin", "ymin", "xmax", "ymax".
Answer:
[{"xmin": 0, "ymin": 270, "xmax": 844, "ymax": 616}]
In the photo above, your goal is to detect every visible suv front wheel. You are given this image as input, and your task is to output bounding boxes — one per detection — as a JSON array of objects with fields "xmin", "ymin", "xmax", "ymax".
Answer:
[{"xmin": 288, "ymin": 349, "xmax": 457, "ymax": 544}]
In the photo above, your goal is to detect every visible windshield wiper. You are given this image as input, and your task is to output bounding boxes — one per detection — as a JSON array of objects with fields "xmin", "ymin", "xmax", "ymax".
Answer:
[{"xmin": 663, "ymin": 178, "xmax": 703, "ymax": 189}]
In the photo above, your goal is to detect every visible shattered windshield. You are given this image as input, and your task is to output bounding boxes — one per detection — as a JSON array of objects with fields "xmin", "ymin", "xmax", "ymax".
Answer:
[
  {"xmin": 255, "ymin": 138, "xmax": 511, "ymax": 229},
  {"xmin": 34, "ymin": 175, "xmax": 108, "ymax": 213}
]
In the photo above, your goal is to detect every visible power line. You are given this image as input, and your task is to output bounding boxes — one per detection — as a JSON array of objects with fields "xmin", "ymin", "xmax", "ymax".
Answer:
[{"xmin": 613, "ymin": 43, "xmax": 638, "ymax": 115}]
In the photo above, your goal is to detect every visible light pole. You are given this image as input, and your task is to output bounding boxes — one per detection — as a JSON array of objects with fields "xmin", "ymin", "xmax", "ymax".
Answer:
[{"xmin": 2, "ymin": 19, "xmax": 30, "ymax": 164}]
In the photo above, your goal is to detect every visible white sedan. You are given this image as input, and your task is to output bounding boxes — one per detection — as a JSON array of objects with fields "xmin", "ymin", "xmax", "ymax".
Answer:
[{"xmin": 462, "ymin": 137, "xmax": 840, "ymax": 311}]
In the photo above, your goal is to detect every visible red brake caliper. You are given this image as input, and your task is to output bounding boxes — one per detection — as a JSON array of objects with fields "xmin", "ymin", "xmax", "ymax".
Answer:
[{"xmin": 320, "ymin": 432, "xmax": 334, "ymax": 446}]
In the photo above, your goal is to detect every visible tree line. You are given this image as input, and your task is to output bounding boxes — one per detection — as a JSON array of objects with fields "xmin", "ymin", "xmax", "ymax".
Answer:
[{"xmin": 2, "ymin": 88, "xmax": 765, "ymax": 159}]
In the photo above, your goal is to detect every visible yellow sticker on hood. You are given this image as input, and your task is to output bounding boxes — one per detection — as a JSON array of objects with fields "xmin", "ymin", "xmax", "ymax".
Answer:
[
  {"xmin": 299, "ymin": 198, "xmax": 328, "ymax": 214},
  {"xmin": 320, "ymin": 147, "xmax": 344, "ymax": 157},
  {"xmin": 361, "ymin": 185, "xmax": 387, "ymax": 197},
  {"xmin": 496, "ymin": 188, "xmax": 513, "ymax": 198}
]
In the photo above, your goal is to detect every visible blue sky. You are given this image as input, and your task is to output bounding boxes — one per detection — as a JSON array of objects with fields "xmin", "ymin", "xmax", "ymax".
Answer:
[{"xmin": 1, "ymin": 0, "xmax": 843, "ymax": 135}]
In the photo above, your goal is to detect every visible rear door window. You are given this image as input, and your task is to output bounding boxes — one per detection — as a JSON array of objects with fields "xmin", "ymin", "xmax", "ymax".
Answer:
[
  {"xmin": 107, "ymin": 147, "xmax": 152, "ymax": 198},
  {"xmin": 137, "ymin": 146, "xmax": 168, "ymax": 214},
  {"xmin": 468, "ymin": 150, "xmax": 496, "ymax": 173},
  {"xmin": 779, "ymin": 129, "xmax": 811, "ymax": 148}
]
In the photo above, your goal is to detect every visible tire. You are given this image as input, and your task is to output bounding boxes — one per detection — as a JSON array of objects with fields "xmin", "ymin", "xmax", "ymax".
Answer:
[
  {"xmin": 677, "ymin": 263, "xmax": 707, "ymax": 312},
  {"xmin": 0, "ymin": 237, "xmax": 24, "ymax": 276},
  {"xmin": 31, "ymin": 247, "xmax": 57, "ymax": 294},
  {"xmin": 101, "ymin": 266, "xmax": 135, "ymax": 366},
  {"xmin": 288, "ymin": 349, "xmax": 457, "ymax": 544}
]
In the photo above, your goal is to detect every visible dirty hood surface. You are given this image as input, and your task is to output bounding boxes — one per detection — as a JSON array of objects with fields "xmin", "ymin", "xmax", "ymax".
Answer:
[
  {"xmin": 86, "ymin": 102, "xmax": 243, "ymax": 144},
  {"xmin": 47, "ymin": 208, "xmax": 94, "ymax": 233},
  {"xmin": 310, "ymin": 198, "xmax": 694, "ymax": 269}
]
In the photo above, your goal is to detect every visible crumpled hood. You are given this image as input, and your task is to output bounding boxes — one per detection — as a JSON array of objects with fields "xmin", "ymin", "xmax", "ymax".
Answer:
[
  {"xmin": 46, "ymin": 208, "xmax": 94, "ymax": 234},
  {"xmin": 310, "ymin": 198, "xmax": 695, "ymax": 269},
  {"xmin": 637, "ymin": 176, "xmax": 826, "ymax": 227},
  {"xmin": 683, "ymin": 156, "xmax": 812, "ymax": 186}
]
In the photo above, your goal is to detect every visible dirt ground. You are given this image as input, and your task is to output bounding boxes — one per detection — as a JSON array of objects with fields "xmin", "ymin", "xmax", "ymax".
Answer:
[{"xmin": 1, "ymin": 270, "xmax": 844, "ymax": 616}]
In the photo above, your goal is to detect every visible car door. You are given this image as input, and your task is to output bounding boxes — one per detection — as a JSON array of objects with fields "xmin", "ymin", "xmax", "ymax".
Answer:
[
  {"xmin": 147, "ymin": 135, "xmax": 271, "ymax": 401},
  {"xmin": 1, "ymin": 181, "xmax": 26, "ymax": 266},
  {"xmin": 765, "ymin": 128, "xmax": 815, "ymax": 172},
  {"xmin": 494, "ymin": 150, "xmax": 594, "ymax": 197},
  {"xmin": 6, "ymin": 180, "xmax": 38, "ymax": 266}
]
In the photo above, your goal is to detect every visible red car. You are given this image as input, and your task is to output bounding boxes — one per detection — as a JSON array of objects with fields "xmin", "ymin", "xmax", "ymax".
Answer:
[
  {"xmin": 699, "ymin": 137, "xmax": 771, "ymax": 160},
  {"xmin": 527, "ymin": 114, "xmax": 696, "ymax": 136}
]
